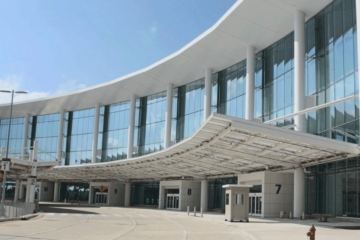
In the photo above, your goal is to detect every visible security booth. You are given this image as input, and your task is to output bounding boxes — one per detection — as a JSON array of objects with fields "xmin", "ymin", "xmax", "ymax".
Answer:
[{"xmin": 222, "ymin": 184, "xmax": 253, "ymax": 222}]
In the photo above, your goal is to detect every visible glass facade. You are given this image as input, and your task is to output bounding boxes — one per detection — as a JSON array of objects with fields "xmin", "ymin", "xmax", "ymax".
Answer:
[
  {"xmin": 208, "ymin": 177, "xmax": 237, "ymax": 210},
  {"xmin": 60, "ymin": 182, "xmax": 89, "ymax": 201},
  {"xmin": 130, "ymin": 182, "xmax": 159, "ymax": 206},
  {"xmin": 64, "ymin": 109, "xmax": 94, "ymax": 165},
  {"xmin": 173, "ymin": 78, "xmax": 205, "ymax": 142},
  {"xmin": 30, "ymin": 114, "xmax": 59, "ymax": 161},
  {"xmin": 214, "ymin": 60, "xmax": 247, "ymax": 118},
  {"xmin": 99, "ymin": 101, "xmax": 129, "ymax": 162},
  {"xmin": 134, "ymin": 92, "xmax": 166, "ymax": 156},
  {"xmin": 0, "ymin": 118, "xmax": 24, "ymax": 155}
]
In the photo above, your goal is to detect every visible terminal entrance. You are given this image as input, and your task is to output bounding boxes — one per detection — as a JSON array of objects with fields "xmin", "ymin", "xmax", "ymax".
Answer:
[
  {"xmin": 95, "ymin": 192, "xmax": 107, "ymax": 205},
  {"xmin": 166, "ymin": 189, "xmax": 180, "ymax": 210},
  {"xmin": 249, "ymin": 193, "xmax": 262, "ymax": 216}
]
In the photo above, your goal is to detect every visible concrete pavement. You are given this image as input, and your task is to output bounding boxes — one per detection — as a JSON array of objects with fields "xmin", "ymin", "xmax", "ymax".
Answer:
[{"xmin": 0, "ymin": 204, "xmax": 359, "ymax": 239}]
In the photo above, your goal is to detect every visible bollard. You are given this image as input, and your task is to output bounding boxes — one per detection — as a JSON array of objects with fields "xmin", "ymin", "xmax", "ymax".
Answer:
[
  {"xmin": 194, "ymin": 207, "xmax": 196, "ymax": 217},
  {"xmin": 187, "ymin": 206, "xmax": 189, "ymax": 215},
  {"xmin": 306, "ymin": 224, "xmax": 316, "ymax": 240},
  {"xmin": 279, "ymin": 211, "xmax": 284, "ymax": 218},
  {"xmin": 301, "ymin": 212, "xmax": 306, "ymax": 220},
  {"xmin": 289, "ymin": 211, "xmax": 293, "ymax": 219},
  {"xmin": 201, "ymin": 207, "xmax": 203, "ymax": 218}
]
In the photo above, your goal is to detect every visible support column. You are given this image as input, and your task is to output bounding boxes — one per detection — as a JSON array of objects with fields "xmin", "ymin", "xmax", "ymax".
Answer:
[
  {"xmin": 124, "ymin": 182, "xmax": 131, "ymax": 207},
  {"xmin": 246, "ymin": 46, "xmax": 255, "ymax": 121},
  {"xmin": 14, "ymin": 179, "xmax": 20, "ymax": 203},
  {"xmin": 88, "ymin": 185, "xmax": 92, "ymax": 204},
  {"xmin": 159, "ymin": 186, "xmax": 165, "ymax": 209},
  {"xmin": 294, "ymin": 168, "xmax": 305, "ymax": 218},
  {"xmin": 29, "ymin": 141, "xmax": 38, "ymax": 203},
  {"xmin": 294, "ymin": 10, "xmax": 306, "ymax": 132},
  {"xmin": 53, "ymin": 181, "xmax": 59, "ymax": 202},
  {"xmin": 25, "ymin": 179, "xmax": 31, "ymax": 203},
  {"xmin": 164, "ymin": 84, "xmax": 173, "ymax": 149},
  {"xmin": 293, "ymin": 10, "xmax": 306, "ymax": 218},
  {"xmin": 356, "ymin": 1, "xmax": 360, "ymax": 102},
  {"xmin": 22, "ymin": 114, "xmax": 30, "ymax": 157},
  {"xmin": 56, "ymin": 109, "xmax": 65, "ymax": 164},
  {"xmin": 127, "ymin": 94, "xmax": 136, "ymax": 158},
  {"xmin": 201, "ymin": 180, "xmax": 208, "ymax": 212},
  {"xmin": 204, "ymin": 68, "xmax": 212, "ymax": 121},
  {"xmin": 91, "ymin": 103, "xmax": 100, "ymax": 163}
]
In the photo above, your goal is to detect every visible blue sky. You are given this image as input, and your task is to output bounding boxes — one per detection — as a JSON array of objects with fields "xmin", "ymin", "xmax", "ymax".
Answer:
[{"xmin": 0, "ymin": 0, "xmax": 236, "ymax": 103}]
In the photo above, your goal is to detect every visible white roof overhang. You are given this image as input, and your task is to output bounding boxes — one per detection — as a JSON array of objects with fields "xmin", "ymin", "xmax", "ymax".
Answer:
[
  {"xmin": 0, "ymin": 0, "xmax": 333, "ymax": 119},
  {"xmin": 35, "ymin": 113, "xmax": 360, "ymax": 182}
]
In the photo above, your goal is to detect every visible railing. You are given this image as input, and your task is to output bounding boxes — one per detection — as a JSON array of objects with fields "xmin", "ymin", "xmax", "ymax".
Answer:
[
  {"xmin": 0, "ymin": 146, "xmax": 57, "ymax": 162},
  {"xmin": 0, "ymin": 202, "xmax": 34, "ymax": 219}
]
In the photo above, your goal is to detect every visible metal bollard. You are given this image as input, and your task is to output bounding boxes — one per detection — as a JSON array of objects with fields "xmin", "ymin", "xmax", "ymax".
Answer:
[
  {"xmin": 201, "ymin": 207, "xmax": 203, "ymax": 218},
  {"xmin": 301, "ymin": 212, "xmax": 306, "ymax": 220},
  {"xmin": 187, "ymin": 206, "xmax": 189, "ymax": 215},
  {"xmin": 289, "ymin": 211, "xmax": 293, "ymax": 219},
  {"xmin": 279, "ymin": 211, "xmax": 284, "ymax": 218},
  {"xmin": 194, "ymin": 207, "xmax": 196, "ymax": 217}
]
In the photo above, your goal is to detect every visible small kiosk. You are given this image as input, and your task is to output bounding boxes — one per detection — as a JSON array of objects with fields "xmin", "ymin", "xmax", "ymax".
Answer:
[{"xmin": 222, "ymin": 184, "xmax": 253, "ymax": 222}]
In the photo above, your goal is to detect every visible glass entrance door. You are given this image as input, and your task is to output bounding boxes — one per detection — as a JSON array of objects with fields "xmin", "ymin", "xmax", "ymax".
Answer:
[
  {"xmin": 95, "ymin": 192, "xmax": 107, "ymax": 205},
  {"xmin": 249, "ymin": 193, "xmax": 262, "ymax": 216},
  {"xmin": 166, "ymin": 194, "xmax": 179, "ymax": 210}
]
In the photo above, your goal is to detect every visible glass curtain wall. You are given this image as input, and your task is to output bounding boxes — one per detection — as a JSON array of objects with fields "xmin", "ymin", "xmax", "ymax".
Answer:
[
  {"xmin": 99, "ymin": 102, "xmax": 129, "ymax": 162},
  {"xmin": 305, "ymin": 157, "xmax": 360, "ymax": 217},
  {"xmin": 0, "ymin": 118, "xmax": 24, "ymax": 155},
  {"xmin": 214, "ymin": 60, "xmax": 247, "ymax": 118},
  {"xmin": 60, "ymin": 182, "xmax": 89, "ymax": 201},
  {"xmin": 305, "ymin": 0, "xmax": 359, "ymax": 141},
  {"xmin": 64, "ymin": 108, "xmax": 94, "ymax": 165},
  {"xmin": 173, "ymin": 79, "xmax": 204, "ymax": 143},
  {"xmin": 130, "ymin": 182, "xmax": 159, "ymax": 206},
  {"xmin": 262, "ymin": 33, "xmax": 295, "ymax": 126},
  {"xmin": 208, "ymin": 177, "xmax": 237, "ymax": 209},
  {"xmin": 30, "ymin": 113, "xmax": 59, "ymax": 161},
  {"xmin": 134, "ymin": 92, "xmax": 166, "ymax": 157}
]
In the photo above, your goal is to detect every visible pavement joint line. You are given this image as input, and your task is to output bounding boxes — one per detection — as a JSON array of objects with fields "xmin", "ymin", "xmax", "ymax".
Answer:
[{"xmin": 110, "ymin": 215, "xmax": 137, "ymax": 240}]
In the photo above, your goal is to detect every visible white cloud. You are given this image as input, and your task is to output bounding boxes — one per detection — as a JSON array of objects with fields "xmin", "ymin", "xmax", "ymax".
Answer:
[{"xmin": 0, "ymin": 76, "xmax": 86, "ymax": 104}]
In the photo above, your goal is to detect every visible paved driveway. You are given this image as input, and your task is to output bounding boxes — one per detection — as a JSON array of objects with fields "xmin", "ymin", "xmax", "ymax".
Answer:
[{"xmin": 0, "ymin": 204, "xmax": 359, "ymax": 240}]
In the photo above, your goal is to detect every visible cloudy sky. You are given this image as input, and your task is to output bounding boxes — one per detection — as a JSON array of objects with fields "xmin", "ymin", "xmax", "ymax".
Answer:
[{"xmin": 0, "ymin": 0, "xmax": 236, "ymax": 104}]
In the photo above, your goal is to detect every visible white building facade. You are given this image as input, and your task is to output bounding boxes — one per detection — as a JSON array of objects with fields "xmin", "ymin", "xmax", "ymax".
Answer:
[{"xmin": 1, "ymin": 0, "xmax": 360, "ymax": 218}]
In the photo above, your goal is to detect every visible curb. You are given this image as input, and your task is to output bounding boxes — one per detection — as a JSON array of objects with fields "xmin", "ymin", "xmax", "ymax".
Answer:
[{"xmin": 0, "ymin": 213, "xmax": 39, "ymax": 222}]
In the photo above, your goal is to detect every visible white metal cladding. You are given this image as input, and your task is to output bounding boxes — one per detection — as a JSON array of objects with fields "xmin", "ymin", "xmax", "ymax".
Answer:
[
  {"xmin": 36, "ymin": 113, "xmax": 360, "ymax": 181},
  {"xmin": 0, "ymin": 0, "xmax": 333, "ymax": 119}
]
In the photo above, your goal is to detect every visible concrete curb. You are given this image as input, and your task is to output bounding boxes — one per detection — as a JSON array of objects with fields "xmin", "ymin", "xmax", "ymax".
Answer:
[{"xmin": 0, "ymin": 213, "xmax": 39, "ymax": 222}]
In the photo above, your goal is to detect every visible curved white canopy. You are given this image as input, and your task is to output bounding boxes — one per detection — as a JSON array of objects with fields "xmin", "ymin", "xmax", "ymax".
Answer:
[
  {"xmin": 0, "ymin": 0, "xmax": 332, "ymax": 119},
  {"xmin": 34, "ymin": 114, "xmax": 360, "ymax": 182}
]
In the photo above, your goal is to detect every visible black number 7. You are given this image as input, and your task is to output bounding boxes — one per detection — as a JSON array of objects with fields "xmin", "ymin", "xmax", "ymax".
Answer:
[{"xmin": 276, "ymin": 184, "xmax": 282, "ymax": 194}]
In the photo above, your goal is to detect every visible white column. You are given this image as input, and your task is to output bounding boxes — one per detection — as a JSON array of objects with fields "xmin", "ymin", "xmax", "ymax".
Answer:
[
  {"xmin": 29, "ymin": 141, "xmax": 38, "ymax": 203},
  {"xmin": 25, "ymin": 179, "xmax": 31, "ymax": 203},
  {"xmin": 22, "ymin": 114, "xmax": 30, "ymax": 157},
  {"xmin": 53, "ymin": 181, "xmax": 59, "ymax": 202},
  {"xmin": 293, "ymin": 10, "xmax": 306, "ymax": 218},
  {"xmin": 159, "ymin": 186, "xmax": 165, "ymax": 209},
  {"xmin": 14, "ymin": 179, "xmax": 20, "ymax": 203},
  {"xmin": 127, "ymin": 94, "xmax": 136, "ymax": 158},
  {"xmin": 201, "ymin": 180, "xmax": 208, "ymax": 212},
  {"xmin": 246, "ymin": 46, "xmax": 255, "ymax": 121},
  {"xmin": 294, "ymin": 10, "xmax": 306, "ymax": 132},
  {"xmin": 124, "ymin": 182, "xmax": 131, "ymax": 207},
  {"xmin": 56, "ymin": 110, "xmax": 65, "ymax": 164},
  {"xmin": 88, "ymin": 186, "xmax": 92, "ymax": 204},
  {"xmin": 91, "ymin": 103, "xmax": 100, "ymax": 163},
  {"xmin": 204, "ymin": 68, "xmax": 212, "ymax": 121},
  {"xmin": 356, "ymin": 1, "xmax": 360, "ymax": 103},
  {"xmin": 294, "ymin": 168, "xmax": 305, "ymax": 218},
  {"xmin": 164, "ymin": 83, "xmax": 173, "ymax": 149}
]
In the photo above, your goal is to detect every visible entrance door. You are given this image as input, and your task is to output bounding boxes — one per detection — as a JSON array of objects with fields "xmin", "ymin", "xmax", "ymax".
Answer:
[
  {"xmin": 166, "ymin": 194, "xmax": 179, "ymax": 210},
  {"xmin": 248, "ymin": 193, "xmax": 262, "ymax": 216},
  {"xmin": 95, "ymin": 192, "xmax": 107, "ymax": 205}
]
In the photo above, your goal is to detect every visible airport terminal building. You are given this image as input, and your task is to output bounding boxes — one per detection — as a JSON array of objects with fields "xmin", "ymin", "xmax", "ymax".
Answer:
[{"xmin": 1, "ymin": 0, "xmax": 360, "ymax": 218}]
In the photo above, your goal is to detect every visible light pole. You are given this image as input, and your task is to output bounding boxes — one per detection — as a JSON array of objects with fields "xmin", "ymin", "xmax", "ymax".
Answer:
[{"xmin": 0, "ymin": 90, "xmax": 27, "ymax": 216}]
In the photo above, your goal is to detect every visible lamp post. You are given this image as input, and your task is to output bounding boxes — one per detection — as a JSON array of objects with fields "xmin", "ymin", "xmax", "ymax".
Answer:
[{"xmin": 0, "ymin": 90, "xmax": 27, "ymax": 216}]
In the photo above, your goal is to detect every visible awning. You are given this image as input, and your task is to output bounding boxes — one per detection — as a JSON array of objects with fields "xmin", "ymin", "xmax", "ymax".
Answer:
[{"xmin": 35, "ymin": 113, "xmax": 360, "ymax": 182}]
